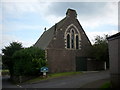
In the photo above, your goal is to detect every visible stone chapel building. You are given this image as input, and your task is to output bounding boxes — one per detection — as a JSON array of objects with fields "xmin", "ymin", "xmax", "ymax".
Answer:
[{"xmin": 34, "ymin": 9, "xmax": 104, "ymax": 73}]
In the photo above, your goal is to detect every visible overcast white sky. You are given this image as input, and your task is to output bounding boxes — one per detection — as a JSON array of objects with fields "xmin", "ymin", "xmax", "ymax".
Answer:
[{"xmin": 0, "ymin": 0, "xmax": 119, "ymax": 53}]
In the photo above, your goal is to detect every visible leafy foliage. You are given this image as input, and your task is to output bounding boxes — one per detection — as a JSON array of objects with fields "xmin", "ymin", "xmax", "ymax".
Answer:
[
  {"xmin": 0, "ymin": 54, "xmax": 2, "ymax": 69},
  {"xmin": 90, "ymin": 35, "xmax": 109, "ymax": 68},
  {"xmin": 13, "ymin": 47, "xmax": 46, "ymax": 76},
  {"xmin": 2, "ymin": 42, "xmax": 23, "ymax": 77}
]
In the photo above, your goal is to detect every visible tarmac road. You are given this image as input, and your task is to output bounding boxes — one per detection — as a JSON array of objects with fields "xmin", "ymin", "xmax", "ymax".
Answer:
[
  {"xmin": 2, "ymin": 76, "xmax": 20, "ymax": 88},
  {"xmin": 2, "ymin": 70, "xmax": 110, "ymax": 88}
]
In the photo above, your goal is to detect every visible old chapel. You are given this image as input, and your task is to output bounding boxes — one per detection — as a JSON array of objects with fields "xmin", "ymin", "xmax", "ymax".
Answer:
[{"xmin": 34, "ymin": 9, "xmax": 94, "ymax": 73}]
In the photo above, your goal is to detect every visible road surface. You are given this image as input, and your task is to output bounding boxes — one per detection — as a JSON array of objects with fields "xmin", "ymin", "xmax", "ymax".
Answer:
[{"xmin": 2, "ymin": 70, "xmax": 110, "ymax": 88}]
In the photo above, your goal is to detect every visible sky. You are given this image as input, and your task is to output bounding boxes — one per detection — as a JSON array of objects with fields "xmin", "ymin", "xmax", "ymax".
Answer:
[{"xmin": 0, "ymin": 0, "xmax": 119, "ymax": 53}]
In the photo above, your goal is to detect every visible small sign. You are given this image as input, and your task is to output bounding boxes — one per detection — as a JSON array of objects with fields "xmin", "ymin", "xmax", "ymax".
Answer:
[{"xmin": 41, "ymin": 67, "xmax": 48, "ymax": 72}]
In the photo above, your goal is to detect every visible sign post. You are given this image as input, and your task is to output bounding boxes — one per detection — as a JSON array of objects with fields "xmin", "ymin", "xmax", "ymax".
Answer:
[
  {"xmin": 43, "ymin": 72, "xmax": 46, "ymax": 76},
  {"xmin": 40, "ymin": 67, "xmax": 48, "ymax": 77}
]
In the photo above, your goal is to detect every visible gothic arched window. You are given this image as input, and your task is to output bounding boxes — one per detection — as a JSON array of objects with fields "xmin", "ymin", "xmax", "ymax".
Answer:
[
  {"xmin": 71, "ymin": 30, "xmax": 74, "ymax": 48},
  {"xmin": 76, "ymin": 35, "xmax": 79, "ymax": 49},
  {"xmin": 64, "ymin": 24, "xmax": 81, "ymax": 50},
  {"xmin": 67, "ymin": 34, "xmax": 70, "ymax": 48}
]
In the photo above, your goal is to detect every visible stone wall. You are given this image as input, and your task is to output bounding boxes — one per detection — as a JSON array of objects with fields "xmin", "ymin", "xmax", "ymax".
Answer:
[
  {"xmin": 47, "ymin": 49, "xmax": 76, "ymax": 73},
  {"xmin": 46, "ymin": 15, "xmax": 92, "ymax": 73},
  {"xmin": 87, "ymin": 60, "xmax": 105, "ymax": 71},
  {"xmin": 47, "ymin": 48, "xmax": 105, "ymax": 73}
]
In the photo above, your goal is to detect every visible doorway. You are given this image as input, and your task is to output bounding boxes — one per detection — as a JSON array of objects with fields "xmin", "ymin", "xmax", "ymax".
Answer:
[{"xmin": 76, "ymin": 57, "xmax": 87, "ymax": 71}]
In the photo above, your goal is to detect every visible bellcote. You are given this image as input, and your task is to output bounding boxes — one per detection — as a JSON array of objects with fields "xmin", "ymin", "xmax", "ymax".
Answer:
[{"xmin": 66, "ymin": 8, "xmax": 77, "ymax": 18}]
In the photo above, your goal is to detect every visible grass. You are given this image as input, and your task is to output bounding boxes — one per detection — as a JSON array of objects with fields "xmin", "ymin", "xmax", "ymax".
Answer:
[
  {"xmin": 49, "ymin": 71, "xmax": 82, "ymax": 77},
  {"xmin": 24, "ymin": 71, "xmax": 82, "ymax": 84},
  {"xmin": 100, "ymin": 81, "xmax": 111, "ymax": 88}
]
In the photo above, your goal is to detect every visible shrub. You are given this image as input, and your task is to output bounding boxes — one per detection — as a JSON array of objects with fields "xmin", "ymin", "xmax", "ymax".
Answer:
[
  {"xmin": 13, "ymin": 47, "xmax": 46, "ymax": 76},
  {"xmin": 2, "ymin": 42, "xmax": 23, "ymax": 78},
  {"xmin": 89, "ymin": 35, "xmax": 109, "ymax": 68}
]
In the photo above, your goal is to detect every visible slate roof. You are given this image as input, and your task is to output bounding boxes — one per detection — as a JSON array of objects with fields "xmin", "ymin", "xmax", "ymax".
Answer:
[
  {"xmin": 34, "ymin": 17, "xmax": 67, "ymax": 49},
  {"xmin": 107, "ymin": 32, "xmax": 120, "ymax": 41}
]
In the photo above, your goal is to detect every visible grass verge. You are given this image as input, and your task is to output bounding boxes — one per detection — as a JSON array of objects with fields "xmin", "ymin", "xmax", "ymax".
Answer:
[
  {"xmin": 24, "ymin": 72, "xmax": 82, "ymax": 84},
  {"xmin": 49, "ymin": 71, "xmax": 82, "ymax": 77},
  {"xmin": 100, "ymin": 81, "xmax": 111, "ymax": 88}
]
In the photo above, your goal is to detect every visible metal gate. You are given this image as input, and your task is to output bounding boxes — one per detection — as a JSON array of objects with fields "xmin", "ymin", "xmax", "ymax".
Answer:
[{"xmin": 76, "ymin": 57, "xmax": 87, "ymax": 71}]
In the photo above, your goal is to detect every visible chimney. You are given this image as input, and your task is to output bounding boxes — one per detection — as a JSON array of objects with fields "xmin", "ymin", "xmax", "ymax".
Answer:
[
  {"xmin": 66, "ymin": 8, "xmax": 77, "ymax": 18},
  {"xmin": 53, "ymin": 23, "xmax": 57, "ymax": 35}
]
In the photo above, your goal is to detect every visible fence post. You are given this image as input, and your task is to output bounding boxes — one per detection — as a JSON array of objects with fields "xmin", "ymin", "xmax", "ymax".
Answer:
[{"xmin": 104, "ymin": 61, "xmax": 106, "ymax": 70}]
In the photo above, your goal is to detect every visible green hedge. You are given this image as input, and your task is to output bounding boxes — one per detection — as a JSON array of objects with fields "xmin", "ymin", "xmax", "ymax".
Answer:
[{"xmin": 12, "ymin": 47, "xmax": 46, "ymax": 76}]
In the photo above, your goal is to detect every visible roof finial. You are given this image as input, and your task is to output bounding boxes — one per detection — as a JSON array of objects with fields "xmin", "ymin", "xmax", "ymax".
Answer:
[{"xmin": 44, "ymin": 27, "xmax": 46, "ymax": 31}]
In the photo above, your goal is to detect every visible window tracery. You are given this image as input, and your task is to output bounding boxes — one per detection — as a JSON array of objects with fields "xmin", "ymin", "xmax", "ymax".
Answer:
[{"xmin": 64, "ymin": 24, "xmax": 81, "ymax": 50}]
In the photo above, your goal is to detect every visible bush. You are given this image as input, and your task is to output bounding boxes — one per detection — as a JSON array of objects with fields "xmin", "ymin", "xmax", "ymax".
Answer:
[
  {"xmin": 2, "ymin": 42, "xmax": 23, "ymax": 78},
  {"xmin": 89, "ymin": 35, "xmax": 109, "ymax": 68},
  {"xmin": 12, "ymin": 47, "xmax": 46, "ymax": 76}
]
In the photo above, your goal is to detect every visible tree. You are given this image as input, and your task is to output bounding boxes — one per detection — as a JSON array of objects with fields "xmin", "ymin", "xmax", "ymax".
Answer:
[
  {"xmin": 0, "ymin": 54, "xmax": 2, "ymax": 69},
  {"xmin": 90, "ymin": 35, "xmax": 109, "ymax": 68},
  {"xmin": 12, "ymin": 47, "xmax": 46, "ymax": 76},
  {"xmin": 2, "ymin": 42, "xmax": 23, "ymax": 78}
]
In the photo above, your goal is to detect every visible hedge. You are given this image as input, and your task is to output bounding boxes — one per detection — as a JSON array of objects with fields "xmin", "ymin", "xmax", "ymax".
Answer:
[{"xmin": 12, "ymin": 47, "xmax": 46, "ymax": 76}]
